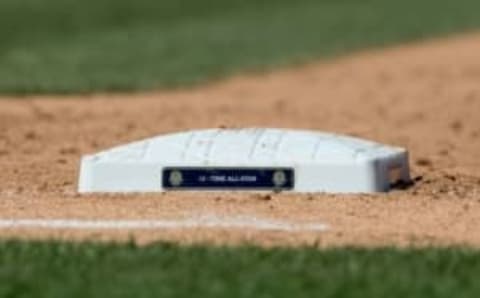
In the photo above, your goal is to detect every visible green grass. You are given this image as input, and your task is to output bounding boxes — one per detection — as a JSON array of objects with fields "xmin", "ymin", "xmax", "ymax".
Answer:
[
  {"xmin": 1, "ymin": 0, "xmax": 480, "ymax": 94},
  {"xmin": 0, "ymin": 241, "xmax": 479, "ymax": 298}
]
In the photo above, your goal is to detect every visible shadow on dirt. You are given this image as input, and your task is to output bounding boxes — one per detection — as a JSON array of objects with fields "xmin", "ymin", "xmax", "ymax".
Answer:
[{"xmin": 390, "ymin": 176, "xmax": 422, "ymax": 191}]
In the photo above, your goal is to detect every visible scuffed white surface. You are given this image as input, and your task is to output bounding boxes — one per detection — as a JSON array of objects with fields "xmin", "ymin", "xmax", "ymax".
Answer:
[{"xmin": 78, "ymin": 128, "xmax": 410, "ymax": 193}]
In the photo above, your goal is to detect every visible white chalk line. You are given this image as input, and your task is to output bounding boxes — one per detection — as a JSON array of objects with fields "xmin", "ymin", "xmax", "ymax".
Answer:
[{"xmin": 0, "ymin": 215, "xmax": 328, "ymax": 232}]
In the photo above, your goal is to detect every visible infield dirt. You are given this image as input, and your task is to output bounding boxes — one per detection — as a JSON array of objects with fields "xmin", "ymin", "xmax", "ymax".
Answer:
[{"xmin": 0, "ymin": 34, "xmax": 479, "ymax": 247}]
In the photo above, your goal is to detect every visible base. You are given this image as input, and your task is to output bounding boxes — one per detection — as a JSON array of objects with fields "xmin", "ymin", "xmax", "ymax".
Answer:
[{"xmin": 78, "ymin": 128, "xmax": 410, "ymax": 193}]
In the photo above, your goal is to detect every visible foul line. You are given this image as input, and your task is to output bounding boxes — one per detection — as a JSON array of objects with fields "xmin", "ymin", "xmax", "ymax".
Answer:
[{"xmin": 0, "ymin": 216, "xmax": 328, "ymax": 232}]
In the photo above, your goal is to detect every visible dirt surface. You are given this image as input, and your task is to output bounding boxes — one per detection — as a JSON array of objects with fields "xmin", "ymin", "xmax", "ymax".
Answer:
[{"xmin": 1, "ymin": 33, "xmax": 480, "ymax": 247}]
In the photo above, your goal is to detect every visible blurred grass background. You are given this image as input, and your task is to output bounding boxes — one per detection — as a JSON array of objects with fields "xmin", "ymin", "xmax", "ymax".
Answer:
[
  {"xmin": 1, "ymin": 0, "xmax": 480, "ymax": 94},
  {"xmin": 1, "ymin": 241, "xmax": 480, "ymax": 298}
]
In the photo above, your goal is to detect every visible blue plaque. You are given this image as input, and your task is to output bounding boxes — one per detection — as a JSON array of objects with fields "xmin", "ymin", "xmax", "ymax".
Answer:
[{"xmin": 162, "ymin": 167, "xmax": 294, "ymax": 190}]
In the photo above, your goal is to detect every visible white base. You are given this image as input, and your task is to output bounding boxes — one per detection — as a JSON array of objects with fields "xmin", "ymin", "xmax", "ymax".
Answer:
[{"xmin": 78, "ymin": 128, "xmax": 410, "ymax": 193}]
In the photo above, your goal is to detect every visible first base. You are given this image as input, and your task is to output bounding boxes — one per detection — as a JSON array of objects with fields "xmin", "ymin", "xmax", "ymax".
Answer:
[{"xmin": 78, "ymin": 128, "xmax": 410, "ymax": 193}]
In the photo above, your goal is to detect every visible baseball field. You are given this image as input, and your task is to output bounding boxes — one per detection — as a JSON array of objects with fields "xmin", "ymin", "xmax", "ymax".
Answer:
[{"xmin": 1, "ymin": 0, "xmax": 480, "ymax": 296}]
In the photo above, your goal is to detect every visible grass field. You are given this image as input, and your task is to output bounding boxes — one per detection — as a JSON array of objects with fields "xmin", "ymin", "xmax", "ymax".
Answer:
[
  {"xmin": 1, "ymin": 0, "xmax": 480, "ymax": 94},
  {"xmin": 0, "ymin": 241, "xmax": 479, "ymax": 298}
]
